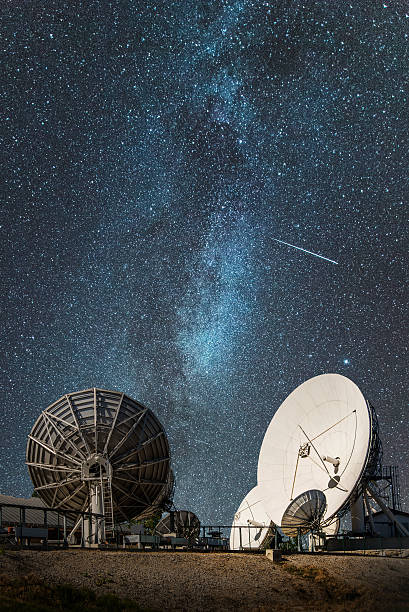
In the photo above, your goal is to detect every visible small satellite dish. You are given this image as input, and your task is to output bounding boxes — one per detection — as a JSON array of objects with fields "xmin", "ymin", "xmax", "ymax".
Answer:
[
  {"xmin": 230, "ymin": 486, "xmax": 273, "ymax": 550},
  {"xmin": 155, "ymin": 510, "xmax": 200, "ymax": 539},
  {"xmin": 257, "ymin": 374, "xmax": 379, "ymax": 527},
  {"xmin": 281, "ymin": 489, "xmax": 327, "ymax": 536}
]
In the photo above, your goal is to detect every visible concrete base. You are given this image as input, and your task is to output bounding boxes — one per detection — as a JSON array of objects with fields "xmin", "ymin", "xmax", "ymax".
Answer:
[{"xmin": 266, "ymin": 548, "xmax": 282, "ymax": 562}]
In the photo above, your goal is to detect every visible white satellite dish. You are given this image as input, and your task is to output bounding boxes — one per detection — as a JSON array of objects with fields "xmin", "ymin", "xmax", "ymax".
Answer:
[
  {"xmin": 257, "ymin": 374, "xmax": 378, "ymax": 530},
  {"xmin": 230, "ymin": 486, "xmax": 273, "ymax": 550},
  {"xmin": 322, "ymin": 516, "xmax": 340, "ymax": 536}
]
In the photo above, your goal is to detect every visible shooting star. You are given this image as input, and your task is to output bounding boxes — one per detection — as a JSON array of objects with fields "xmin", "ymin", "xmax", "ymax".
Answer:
[{"xmin": 272, "ymin": 238, "xmax": 338, "ymax": 265}]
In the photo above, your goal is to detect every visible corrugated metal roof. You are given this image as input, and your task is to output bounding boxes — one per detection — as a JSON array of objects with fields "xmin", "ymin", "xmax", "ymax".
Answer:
[
  {"xmin": 371, "ymin": 509, "xmax": 409, "ymax": 518},
  {"xmin": 0, "ymin": 494, "xmax": 46, "ymax": 508},
  {"xmin": 0, "ymin": 494, "xmax": 75, "ymax": 527}
]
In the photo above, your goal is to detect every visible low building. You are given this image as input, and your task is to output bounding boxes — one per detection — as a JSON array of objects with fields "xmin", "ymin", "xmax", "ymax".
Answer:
[
  {"xmin": 366, "ymin": 509, "xmax": 409, "ymax": 537},
  {"xmin": 0, "ymin": 494, "xmax": 60, "ymax": 527},
  {"xmin": 0, "ymin": 493, "xmax": 77, "ymax": 543}
]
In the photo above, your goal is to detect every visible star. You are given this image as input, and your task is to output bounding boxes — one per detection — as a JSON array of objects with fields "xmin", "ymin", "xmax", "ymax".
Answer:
[{"xmin": 0, "ymin": 1, "xmax": 407, "ymax": 523}]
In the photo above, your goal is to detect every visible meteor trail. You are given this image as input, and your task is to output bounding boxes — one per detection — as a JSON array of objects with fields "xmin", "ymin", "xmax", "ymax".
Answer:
[{"xmin": 272, "ymin": 238, "xmax": 338, "ymax": 265}]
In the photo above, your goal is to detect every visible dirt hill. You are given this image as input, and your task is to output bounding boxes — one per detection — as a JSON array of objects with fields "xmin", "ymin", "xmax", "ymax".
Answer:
[{"xmin": 1, "ymin": 549, "xmax": 408, "ymax": 611}]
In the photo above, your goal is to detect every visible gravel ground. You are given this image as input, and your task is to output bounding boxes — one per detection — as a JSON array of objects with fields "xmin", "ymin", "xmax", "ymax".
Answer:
[{"xmin": 1, "ymin": 549, "xmax": 408, "ymax": 611}]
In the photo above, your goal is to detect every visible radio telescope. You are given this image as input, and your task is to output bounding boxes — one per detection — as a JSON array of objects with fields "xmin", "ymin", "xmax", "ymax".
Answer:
[
  {"xmin": 230, "ymin": 486, "xmax": 273, "ymax": 550},
  {"xmin": 281, "ymin": 489, "xmax": 327, "ymax": 536},
  {"xmin": 26, "ymin": 388, "xmax": 173, "ymax": 541},
  {"xmin": 257, "ymin": 374, "xmax": 382, "ymax": 532},
  {"xmin": 155, "ymin": 510, "xmax": 200, "ymax": 540}
]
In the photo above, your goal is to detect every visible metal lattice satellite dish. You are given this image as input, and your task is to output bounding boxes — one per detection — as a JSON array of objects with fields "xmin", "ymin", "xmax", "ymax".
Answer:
[
  {"xmin": 229, "ymin": 486, "xmax": 273, "ymax": 550},
  {"xmin": 155, "ymin": 510, "xmax": 200, "ymax": 539},
  {"xmin": 257, "ymin": 374, "xmax": 382, "ymax": 530},
  {"xmin": 281, "ymin": 489, "xmax": 327, "ymax": 536},
  {"xmin": 26, "ymin": 388, "xmax": 173, "ymax": 539}
]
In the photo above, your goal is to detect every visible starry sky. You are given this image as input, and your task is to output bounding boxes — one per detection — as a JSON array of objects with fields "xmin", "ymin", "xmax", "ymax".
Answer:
[{"xmin": 1, "ymin": 1, "xmax": 408, "ymax": 524}]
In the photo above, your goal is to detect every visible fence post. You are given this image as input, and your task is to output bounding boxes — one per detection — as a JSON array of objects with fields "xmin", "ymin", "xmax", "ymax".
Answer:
[
  {"xmin": 81, "ymin": 514, "xmax": 85, "ymax": 547},
  {"xmin": 63, "ymin": 514, "xmax": 68, "ymax": 548}
]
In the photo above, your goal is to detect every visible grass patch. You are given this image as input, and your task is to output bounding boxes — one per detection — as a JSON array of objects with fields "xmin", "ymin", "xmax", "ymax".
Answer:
[
  {"xmin": 0, "ymin": 573, "xmax": 149, "ymax": 611},
  {"xmin": 281, "ymin": 562, "xmax": 361, "ymax": 602}
]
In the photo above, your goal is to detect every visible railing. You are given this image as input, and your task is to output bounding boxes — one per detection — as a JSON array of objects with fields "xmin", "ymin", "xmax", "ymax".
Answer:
[
  {"xmin": 2, "ymin": 504, "xmax": 407, "ymax": 555},
  {"xmin": 200, "ymin": 524, "xmax": 274, "ymax": 551},
  {"xmin": 0, "ymin": 502, "xmax": 106, "ymax": 548}
]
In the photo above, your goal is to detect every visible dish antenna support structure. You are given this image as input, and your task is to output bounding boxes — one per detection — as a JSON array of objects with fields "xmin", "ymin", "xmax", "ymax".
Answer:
[
  {"xmin": 26, "ymin": 388, "xmax": 174, "ymax": 546},
  {"xmin": 231, "ymin": 374, "xmax": 408, "ymax": 547}
]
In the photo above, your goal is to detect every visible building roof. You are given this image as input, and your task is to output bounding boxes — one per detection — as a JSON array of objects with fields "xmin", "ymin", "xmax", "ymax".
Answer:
[
  {"xmin": 0, "ymin": 494, "xmax": 46, "ymax": 508},
  {"xmin": 0, "ymin": 494, "xmax": 75, "ymax": 527},
  {"xmin": 368, "ymin": 509, "xmax": 409, "ymax": 519}
]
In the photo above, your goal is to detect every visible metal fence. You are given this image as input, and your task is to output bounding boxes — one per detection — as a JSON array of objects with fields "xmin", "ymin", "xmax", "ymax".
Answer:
[
  {"xmin": 200, "ymin": 524, "xmax": 274, "ymax": 551},
  {"xmin": 2, "ymin": 503, "xmax": 407, "ymax": 555},
  {"xmin": 0, "ymin": 502, "xmax": 106, "ymax": 548}
]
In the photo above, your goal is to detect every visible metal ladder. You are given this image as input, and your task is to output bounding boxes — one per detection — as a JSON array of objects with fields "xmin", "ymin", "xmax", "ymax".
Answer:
[{"xmin": 102, "ymin": 479, "xmax": 115, "ymax": 540}]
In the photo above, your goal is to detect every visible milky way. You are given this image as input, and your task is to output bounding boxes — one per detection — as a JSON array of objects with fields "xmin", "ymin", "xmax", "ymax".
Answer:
[{"xmin": 1, "ymin": 1, "xmax": 408, "ymax": 522}]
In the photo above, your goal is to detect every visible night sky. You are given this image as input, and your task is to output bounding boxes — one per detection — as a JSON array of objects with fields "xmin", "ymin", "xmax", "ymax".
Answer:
[{"xmin": 1, "ymin": 1, "xmax": 408, "ymax": 524}]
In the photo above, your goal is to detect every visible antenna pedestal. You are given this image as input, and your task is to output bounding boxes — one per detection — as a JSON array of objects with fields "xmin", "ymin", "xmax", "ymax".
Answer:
[
  {"xmin": 367, "ymin": 484, "xmax": 409, "ymax": 537},
  {"xmin": 90, "ymin": 483, "xmax": 104, "ymax": 544}
]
